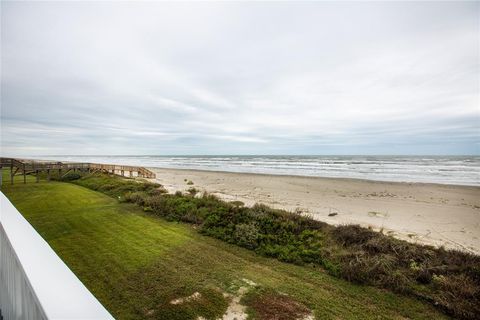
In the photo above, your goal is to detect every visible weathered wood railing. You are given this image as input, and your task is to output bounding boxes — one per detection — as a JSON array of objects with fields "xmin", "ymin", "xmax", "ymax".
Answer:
[{"xmin": 0, "ymin": 158, "xmax": 156, "ymax": 184}]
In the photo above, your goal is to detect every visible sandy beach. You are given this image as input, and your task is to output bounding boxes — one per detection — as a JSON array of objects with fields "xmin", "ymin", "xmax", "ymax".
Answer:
[{"xmin": 150, "ymin": 167, "xmax": 480, "ymax": 254}]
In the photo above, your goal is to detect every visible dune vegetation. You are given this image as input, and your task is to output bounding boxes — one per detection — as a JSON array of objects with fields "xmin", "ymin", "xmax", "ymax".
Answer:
[{"xmin": 2, "ymin": 170, "xmax": 477, "ymax": 319}]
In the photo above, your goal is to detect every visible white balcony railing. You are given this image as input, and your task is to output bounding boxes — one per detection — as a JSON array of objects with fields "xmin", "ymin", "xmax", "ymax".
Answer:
[{"xmin": 0, "ymin": 192, "xmax": 114, "ymax": 320}]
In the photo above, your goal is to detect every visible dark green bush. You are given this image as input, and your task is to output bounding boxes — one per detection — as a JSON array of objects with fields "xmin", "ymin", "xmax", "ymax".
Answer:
[
  {"xmin": 125, "ymin": 191, "xmax": 149, "ymax": 205},
  {"xmin": 233, "ymin": 223, "xmax": 260, "ymax": 249},
  {"xmin": 187, "ymin": 187, "xmax": 199, "ymax": 196},
  {"xmin": 61, "ymin": 172, "xmax": 82, "ymax": 181}
]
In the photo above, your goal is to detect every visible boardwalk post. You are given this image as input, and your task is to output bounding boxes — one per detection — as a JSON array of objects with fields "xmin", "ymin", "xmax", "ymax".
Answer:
[
  {"xmin": 36, "ymin": 170, "xmax": 39, "ymax": 183},
  {"xmin": 47, "ymin": 169, "xmax": 51, "ymax": 181},
  {"xmin": 10, "ymin": 159, "xmax": 14, "ymax": 185},
  {"xmin": 23, "ymin": 163, "xmax": 26, "ymax": 184}
]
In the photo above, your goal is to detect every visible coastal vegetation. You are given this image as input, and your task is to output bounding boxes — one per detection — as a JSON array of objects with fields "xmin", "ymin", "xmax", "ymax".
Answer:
[
  {"xmin": 2, "ymin": 171, "xmax": 478, "ymax": 319},
  {"xmin": 69, "ymin": 172, "xmax": 479, "ymax": 319}
]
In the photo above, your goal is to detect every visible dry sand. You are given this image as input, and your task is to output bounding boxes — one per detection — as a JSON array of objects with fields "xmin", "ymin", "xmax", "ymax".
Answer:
[{"xmin": 150, "ymin": 168, "xmax": 480, "ymax": 254}]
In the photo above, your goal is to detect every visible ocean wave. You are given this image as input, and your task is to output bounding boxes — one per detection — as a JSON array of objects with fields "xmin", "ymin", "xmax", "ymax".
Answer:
[{"xmin": 29, "ymin": 155, "xmax": 480, "ymax": 186}]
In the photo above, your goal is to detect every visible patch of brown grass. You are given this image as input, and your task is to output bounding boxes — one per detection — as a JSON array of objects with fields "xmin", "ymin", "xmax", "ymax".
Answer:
[{"xmin": 249, "ymin": 291, "xmax": 311, "ymax": 320}]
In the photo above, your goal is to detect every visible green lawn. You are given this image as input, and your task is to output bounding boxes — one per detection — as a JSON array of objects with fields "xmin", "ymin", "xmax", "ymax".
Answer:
[{"xmin": 1, "ymin": 173, "xmax": 449, "ymax": 319}]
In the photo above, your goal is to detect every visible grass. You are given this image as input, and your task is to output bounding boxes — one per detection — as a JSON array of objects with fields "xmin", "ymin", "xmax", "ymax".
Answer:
[
  {"xmin": 1, "ymin": 171, "xmax": 452, "ymax": 319},
  {"xmin": 66, "ymin": 173, "xmax": 479, "ymax": 319}
]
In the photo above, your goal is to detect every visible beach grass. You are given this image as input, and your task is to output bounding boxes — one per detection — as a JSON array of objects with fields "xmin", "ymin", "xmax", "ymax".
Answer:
[{"xmin": 0, "ymin": 170, "xmax": 451, "ymax": 319}]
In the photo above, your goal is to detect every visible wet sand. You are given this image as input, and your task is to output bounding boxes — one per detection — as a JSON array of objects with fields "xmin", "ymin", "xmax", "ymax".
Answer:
[{"xmin": 150, "ymin": 167, "xmax": 480, "ymax": 254}]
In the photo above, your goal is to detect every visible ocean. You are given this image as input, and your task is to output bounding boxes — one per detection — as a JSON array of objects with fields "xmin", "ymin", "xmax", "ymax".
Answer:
[{"xmin": 26, "ymin": 155, "xmax": 480, "ymax": 186}]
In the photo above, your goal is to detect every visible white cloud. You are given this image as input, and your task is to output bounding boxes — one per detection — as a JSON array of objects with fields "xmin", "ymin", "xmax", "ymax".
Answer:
[{"xmin": 1, "ymin": 1, "xmax": 478, "ymax": 156}]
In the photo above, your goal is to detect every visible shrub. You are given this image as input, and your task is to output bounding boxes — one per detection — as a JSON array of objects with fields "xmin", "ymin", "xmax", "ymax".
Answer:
[
  {"xmin": 230, "ymin": 200, "xmax": 245, "ymax": 207},
  {"xmin": 233, "ymin": 223, "xmax": 260, "ymax": 249},
  {"xmin": 187, "ymin": 187, "xmax": 199, "ymax": 196},
  {"xmin": 332, "ymin": 225, "xmax": 379, "ymax": 246},
  {"xmin": 432, "ymin": 274, "xmax": 480, "ymax": 319},
  {"xmin": 145, "ymin": 195, "xmax": 174, "ymax": 218},
  {"xmin": 61, "ymin": 172, "xmax": 82, "ymax": 181},
  {"xmin": 125, "ymin": 191, "xmax": 149, "ymax": 205}
]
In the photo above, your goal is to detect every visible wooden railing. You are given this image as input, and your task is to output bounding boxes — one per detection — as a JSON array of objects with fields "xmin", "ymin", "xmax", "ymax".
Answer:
[
  {"xmin": 87, "ymin": 163, "xmax": 156, "ymax": 178},
  {"xmin": 0, "ymin": 158, "xmax": 156, "ymax": 184}
]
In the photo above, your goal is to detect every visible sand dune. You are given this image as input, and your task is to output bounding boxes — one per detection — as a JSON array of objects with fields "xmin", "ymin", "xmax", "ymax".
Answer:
[{"xmin": 150, "ymin": 168, "xmax": 480, "ymax": 254}]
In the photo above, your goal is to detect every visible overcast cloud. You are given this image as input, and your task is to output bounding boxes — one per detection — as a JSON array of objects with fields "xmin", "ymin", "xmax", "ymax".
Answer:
[{"xmin": 1, "ymin": 1, "xmax": 478, "ymax": 156}]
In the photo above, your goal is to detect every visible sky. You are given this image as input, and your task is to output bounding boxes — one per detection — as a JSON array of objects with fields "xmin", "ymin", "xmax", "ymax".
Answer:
[{"xmin": 1, "ymin": 1, "xmax": 479, "ymax": 156}]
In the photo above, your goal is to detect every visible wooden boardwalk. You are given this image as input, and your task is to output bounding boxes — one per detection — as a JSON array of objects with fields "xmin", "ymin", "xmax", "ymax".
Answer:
[{"xmin": 0, "ymin": 158, "xmax": 156, "ymax": 184}]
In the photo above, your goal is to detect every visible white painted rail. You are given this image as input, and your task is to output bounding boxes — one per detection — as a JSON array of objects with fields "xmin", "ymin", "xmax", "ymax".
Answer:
[{"xmin": 0, "ymin": 192, "xmax": 114, "ymax": 320}]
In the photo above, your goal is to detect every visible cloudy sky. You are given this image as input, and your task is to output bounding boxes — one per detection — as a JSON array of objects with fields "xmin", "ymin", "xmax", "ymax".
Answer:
[{"xmin": 1, "ymin": 1, "xmax": 478, "ymax": 156}]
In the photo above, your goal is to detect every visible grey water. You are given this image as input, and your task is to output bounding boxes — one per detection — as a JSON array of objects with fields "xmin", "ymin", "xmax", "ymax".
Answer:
[{"xmin": 28, "ymin": 155, "xmax": 480, "ymax": 186}]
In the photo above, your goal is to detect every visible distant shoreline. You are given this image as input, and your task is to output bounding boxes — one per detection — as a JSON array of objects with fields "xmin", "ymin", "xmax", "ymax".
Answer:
[{"xmin": 20, "ymin": 155, "xmax": 480, "ymax": 187}]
